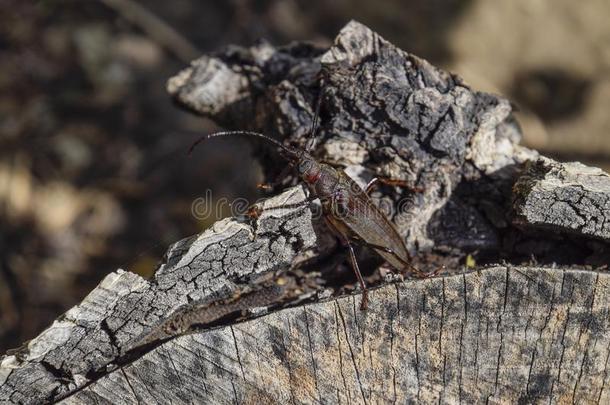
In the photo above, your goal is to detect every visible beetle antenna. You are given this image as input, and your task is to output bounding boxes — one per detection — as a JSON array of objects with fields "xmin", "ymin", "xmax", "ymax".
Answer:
[
  {"xmin": 188, "ymin": 131, "xmax": 300, "ymax": 160},
  {"xmin": 303, "ymin": 81, "xmax": 325, "ymax": 155}
]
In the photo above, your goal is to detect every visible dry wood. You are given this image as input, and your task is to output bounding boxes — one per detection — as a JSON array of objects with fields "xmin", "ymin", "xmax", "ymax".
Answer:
[
  {"xmin": 513, "ymin": 157, "xmax": 610, "ymax": 242},
  {"xmin": 2, "ymin": 21, "xmax": 609, "ymax": 405}
]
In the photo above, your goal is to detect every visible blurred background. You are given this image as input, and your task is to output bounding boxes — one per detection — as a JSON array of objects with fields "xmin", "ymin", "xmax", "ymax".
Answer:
[{"xmin": 1, "ymin": 0, "xmax": 609, "ymax": 352}]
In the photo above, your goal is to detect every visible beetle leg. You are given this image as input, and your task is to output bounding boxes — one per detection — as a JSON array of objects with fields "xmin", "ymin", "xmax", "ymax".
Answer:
[
  {"xmin": 324, "ymin": 218, "xmax": 369, "ymax": 310},
  {"xmin": 345, "ymin": 241, "xmax": 369, "ymax": 310},
  {"xmin": 352, "ymin": 239, "xmax": 439, "ymax": 279},
  {"xmin": 246, "ymin": 205, "xmax": 263, "ymax": 219},
  {"xmin": 365, "ymin": 177, "xmax": 424, "ymax": 195},
  {"xmin": 247, "ymin": 195, "xmax": 318, "ymax": 220},
  {"xmin": 259, "ymin": 197, "xmax": 317, "ymax": 211},
  {"xmin": 364, "ymin": 178, "xmax": 380, "ymax": 195},
  {"xmin": 257, "ymin": 163, "xmax": 294, "ymax": 190}
]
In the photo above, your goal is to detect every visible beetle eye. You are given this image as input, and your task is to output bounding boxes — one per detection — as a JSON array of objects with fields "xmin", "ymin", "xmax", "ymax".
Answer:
[{"xmin": 298, "ymin": 160, "xmax": 312, "ymax": 174}]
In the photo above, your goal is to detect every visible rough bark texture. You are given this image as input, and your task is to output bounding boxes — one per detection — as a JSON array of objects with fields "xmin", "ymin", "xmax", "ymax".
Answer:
[
  {"xmin": 513, "ymin": 157, "xmax": 610, "ymax": 242},
  {"xmin": 2, "ymin": 21, "xmax": 610, "ymax": 404},
  {"xmin": 167, "ymin": 21, "xmax": 536, "ymax": 259},
  {"xmin": 1, "ymin": 186, "xmax": 325, "ymax": 404}
]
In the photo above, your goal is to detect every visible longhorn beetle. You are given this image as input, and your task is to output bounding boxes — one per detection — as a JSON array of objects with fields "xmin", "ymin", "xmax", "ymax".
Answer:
[{"xmin": 189, "ymin": 88, "xmax": 436, "ymax": 309}]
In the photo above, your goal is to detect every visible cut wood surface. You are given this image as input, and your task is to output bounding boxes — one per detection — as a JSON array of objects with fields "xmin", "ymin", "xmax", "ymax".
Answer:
[
  {"xmin": 513, "ymin": 157, "xmax": 610, "ymax": 242},
  {"xmin": 2, "ymin": 21, "xmax": 609, "ymax": 404}
]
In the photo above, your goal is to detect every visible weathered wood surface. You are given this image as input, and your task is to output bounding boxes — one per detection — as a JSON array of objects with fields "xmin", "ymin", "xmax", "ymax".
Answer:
[
  {"xmin": 41, "ymin": 267, "xmax": 610, "ymax": 404},
  {"xmin": 0, "ymin": 186, "xmax": 324, "ymax": 404},
  {"xmin": 2, "ymin": 21, "xmax": 610, "ymax": 405},
  {"xmin": 513, "ymin": 157, "xmax": 610, "ymax": 242},
  {"xmin": 3, "ymin": 263, "xmax": 609, "ymax": 404}
]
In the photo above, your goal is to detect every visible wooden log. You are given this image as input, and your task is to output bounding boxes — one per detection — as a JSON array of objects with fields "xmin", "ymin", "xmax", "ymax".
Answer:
[
  {"xmin": 513, "ymin": 157, "xmax": 610, "ymax": 242},
  {"xmin": 2, "ymin": 262, "xmax": 609, "ymax": 404},
  {"xmin": 2, "ymin": 20, "xmax": 609, "ymax": 405}
]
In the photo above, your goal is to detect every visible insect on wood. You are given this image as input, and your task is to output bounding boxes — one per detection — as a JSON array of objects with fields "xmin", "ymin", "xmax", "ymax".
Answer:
[{"xmin": 189, "ymin": 86, "xmax": 436, "ymax": 309}]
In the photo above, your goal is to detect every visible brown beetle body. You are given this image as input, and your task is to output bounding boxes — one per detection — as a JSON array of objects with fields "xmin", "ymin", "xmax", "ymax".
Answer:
[
  {"xmin": 327, "ymin": 172, "xmax": 412, "ymax": 271},
  {"xmin": 298, "ymin": 157, "xmax": 411, "ymax": 269},
  {"xmin": 191, "ymin": 131, "xmax": 423, "ymax": 309},
  {"xmin": 189, "ymin": 99, "xmax": 432, "ymax": 309}
]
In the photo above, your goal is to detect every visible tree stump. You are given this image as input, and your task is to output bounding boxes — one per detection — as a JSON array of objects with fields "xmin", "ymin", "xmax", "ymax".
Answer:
[{"xmin": 2, "ymin": 21, "xmax": 609, "ymax": 405}]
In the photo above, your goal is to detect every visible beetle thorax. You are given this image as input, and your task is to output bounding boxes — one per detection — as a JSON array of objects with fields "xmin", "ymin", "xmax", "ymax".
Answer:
[
  {"xmin": 297, "ymin": 156, "xmax": 339, "ymax": 197},
  {"xmin": 297, "ymin": 156, "xmax": 321, "ymax": 184}
]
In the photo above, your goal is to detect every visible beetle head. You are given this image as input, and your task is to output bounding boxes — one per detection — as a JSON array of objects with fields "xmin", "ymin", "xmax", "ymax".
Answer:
[{"xmin": 296, "ymin": 155, "xmax": 321, "ymax": 184}]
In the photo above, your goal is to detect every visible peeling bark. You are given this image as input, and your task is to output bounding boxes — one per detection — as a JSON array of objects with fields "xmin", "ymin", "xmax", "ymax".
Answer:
[
  {"xmin": 513, "ymin": 157, "xmax": 610, "ymax": 242},
  {"xmin": 2, "ymin": 20, "xmax": 610, "ymax": 405},
  {"xmin": 168, "ymin": 20, "xmax": 536, "ymax": 257}
]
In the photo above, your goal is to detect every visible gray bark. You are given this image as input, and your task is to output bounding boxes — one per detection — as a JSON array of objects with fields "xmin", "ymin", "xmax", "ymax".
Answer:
[
  {"xmin": 2, "ymin": 20, "xmax": 610, "ymax": 404},
  {"xmin": 513, "ymin": 157, "xmax": 610, "ymax": 242},
  {"xmin": 167, "ymin": 20, "xmax": 536, "ymax": 258}
]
